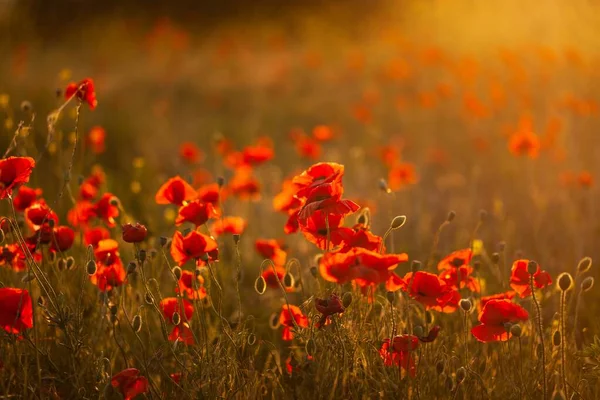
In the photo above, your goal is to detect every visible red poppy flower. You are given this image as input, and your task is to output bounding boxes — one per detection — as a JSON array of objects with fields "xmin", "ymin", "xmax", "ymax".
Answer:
[
  {"xmin": 387, "ymin": 271, "xmax": 460, "ymax": 313},
  {"xmin": 255, "ymin": 239, "xmax": 287, "ymax": 266},
  {"xmin": 279, "ymin": 305, "xmax": 309, "ymax": 341},
  {"xmin": 211, "ymin": 216, "xmax": 247, "ymax": 236},
  {"xmin": 179, "ymin": 142, "xmax": 204, "ymax": 164},
  {"xmin": 169, "ymin": 322, "xmax": 195, "ymax": 345},
  {"xmin": 0, "ymin": 288, "xmax": 33, "ymax": 334},
  {"xmin": 197, "ymin": 183, "xmax": 220, "ymax": 205},
  {"xmin": 84, "ymin": 227, "xmax": 111, "ymax": 248},
  {"xmin": 226, "ymin": 166, "xmax": 260, "ymax": 200},
  {"xmin": 471, "ymin": 299, "xmax": 529, "ymax": 342},
  {"xmin": 439, "ymin": 266, "xmax": 480, "ymax": 293},
  {"xmin": 155, "ymin": 176, "xmax": 197, "ymax": 206},
  {"xmin": 284, "ymin": 210, "xmax": 300, "ymax": 234},
  {"xmin": 337, "ymin": 224, "xmax": 383, "ymax": 253},
  {"xmin": 273, "ymin": 179, "xmax": 302, "ymax": 213},
  {"xmin": 13, "ymin": 186, "xmax": 42, "ymax": 211},
  {"xmin": 170, "ymin": 230, "xmax": 218, "ymax": 266},
  {"xmin": 437, "ymin": 249, "xmax": 473, "ymax": 271},
  {"xmin": 177, "ymin": 270, "xmax": 207, "ymax": 300},
  {"xmin": 24, "ymin": 201, "xmax": 58, "ymax": 231},
  {"xmin": 122, "ymin": 223, "xmax": 148, "ymax": 243},
  {"xmin": 0, "ymin": 157, "xmax": 36, "ymax": 199},
  {"xmin": 480, "ymin": 291, "xmax": 516, "ymax": 309},
  {"xmin": 87, "ymin": 126, "xmax": 106, "ymax": 154},
  {"xmin": 419, "ymin": 325, "xmax": 441, "ymax": 343},
  {"xmin": 65, "ymin": 78, "xmax": 98, "ymax": 110},
  {"xmin": 94, "ymin": 239, "xmax": 120, "ymax": 265},
  {"xmin": 312, "ymin": 125, "xmax": 335, "ymax": 141},
  {"xmin": 292, "ymin": 162, "xmax": 344, "ymax": 199},
  {"xmin": 79, "ymin": 181, "xmax": 98, "ymax": 201},
  {"xmin": 160, "ymin": 297, "xmax": 194, "ymax": 322},
  {"xmin": 176, "ymin": 201, "xmax": 218, "ymax": 226},
  {"xmin": 295, "ymin": 135, "xmax": 322, "ymax": 160},
  {"xmin": 110, "ymin": 368, "xmax": 149, "ymax": 400},
  {"xmin": 298, "ymin": 182, "xmax": 359, "ymax": 221},
  {"xmin": 388, "ymin": 162, "xmax": 418, "ymax": 190},
  {"xmin": 320, "ymin": 247, "xmax": 408, "ymax": 287},
  {"xmin": 315, "ymin": 293, "xmax": 345, "ymax": 327},
  {"xmin": 50, "ymin": 226, "xmax": 75, "ymax": 252},
  {"xmin": 90, "ymin": 257, "xmax": 126, "ymax": 292},
  {"xmin": 170, "ymin": 372, "xmax": 182, "ymax": 384},
  {"xmin": 67, "ymin": 200, "xmax": 95, "ymax": 227},
  {"xmin": 242, "ymin": 139, "xmax": 274, "ymax": 166},
  {"xmin": 91, "ymin": 193, "xmax": 120, "ymax": 227},
  {"xmin": 0, "ymin": 244, "xmax": 27, "ymax": 271},
  {"xmin": 379, "ymin": 335, "xmax": 419, "ymax": 377},
  {"xmin": 299, "ymin": 211, "xmax": 354, "ymax": 251},
  {"xmin": 509, "ymin": 259, "xmax": 553, "ymax": 298},
  {"xmin": 261, "ymin": 264, "xmax": 287, "ymax": 289}
]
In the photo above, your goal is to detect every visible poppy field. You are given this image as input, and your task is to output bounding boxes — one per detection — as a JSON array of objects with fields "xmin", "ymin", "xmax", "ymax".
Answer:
[{"xmin": 1, "ymin": 1, "xmax": 600, "ymax": 399}]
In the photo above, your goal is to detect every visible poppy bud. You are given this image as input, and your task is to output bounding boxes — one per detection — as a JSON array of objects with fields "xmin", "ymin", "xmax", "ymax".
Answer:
[
  {"xmin": 283, "ymin": 272, "xmax": 295, "ymax": 288},
  {"xmin": 86, "ymin": 260, "xmax": 97, "ymax": 275},
  {"xmin": 342, "ymin": 292, "xmax": 353, "ymax": 308},
  {"xmin": 527, "ymin": 261, "xmax": 539, "ymax": 275},
  {"xmin": 132, "ymin": 314, "xmax": 142, "ymax": 333},
  {"xmin": 0, "ymin": 228, "xmax": 4, "ymax": 244},
  {"xmin": 247, "ymin": 333, "xmax": 256, "ymax": 345},
  {"xmin": 122, "ymin": 223, "xmax": 148, "ymax": 243},
  {"xmin": 411, "ymin": 260, "xmax": 421, "ymax": 273},
  {"xmin": 459, "ymin": 298, "xmax": 472, "ymax": 312},
  {"xmin": 577, "ymin": 256, "xmax": 592, "ymax": 274},
  {"xmin": 144, "ymin": 292, "xmax": 154, "ymax": 305},
  {"xmin": 378, "ymin": 178, "xmax": 390, "ymax": 193},
  {"xmin": 503, "ymin": 322, "xmax": 512, "ymax": 332},
  {"xmin": 65, "ymin": 256, "xmax": 75, "ymax": 270},
  {"xmin": 172, "ymin": 312, "xmax": 181, "ymax": 326},
  {"xmin": 173, "ymin": 266, "xmax": 182, "ymax": 280},
  {"xmin": 447, "ymin": 210, "xmax": 456, "ymax": 222},
  {"xmin": 217, "ymin": 176, "xmax": 225, "ymax": 188},
  {"xmin": 48, "ymin": 250, "xmax": 57, "ymax": 264},
  {"xmin": 558, "ymin": 273, "xmax": 573, "ymax": 291},
  {"xmin": 57, "ymin": 258, "xmax": 66, "ymax": 270},
  {"xmin": 310, "ymin": 266, "xmax": 318, "ymax": 278},
  {"xmin": 413, "ymin": 325, "xmax": 424, "ymax": 338},
  {"xmin": 269, "ymin": 312, "xmax": 280, "ymax": 329},
  {"xmin": 138, "ymin": 249, "xmax": 147, "ymax": 263},
  {"xmin": 159, "ymin": 236, "xmax": 168, "ymax": 247},
  {"xmin": 109, "ymin": 304, "xmax": 118, "ymax": 316},
  {"xmin": 436, "ymin": 360, "xmax": 445, "ymax": 375},
  {"xmin": 456, "ymin": 367, "xmax": 466, "ymax": 383},
  {"xmin": 232, "ymin": 234, "xmax": 240, "ymax": 245},
  {"xmin": 479, "ymin": 209, "xmax": 487, "ymax": 222},
  {"xmin": 126, "ymin": 261, "xmax": 137, "ymax": 275},
  {"xmin": 109, "ymin": 196, "xmax": 120, "ymax": 207},
  {"xmin": 491, "ymin": 253, "xmax": 500, "ymax": 264},
  {"xmin": 553, "ymin": 330, "xmax": 561, "ymax": 347},
  {"xmin": 390, "ymin": 215, "xmax": 407, "ymax": 230},
  {"xmin": 581, "ymin": 276, "xmax": 594, "ymax": 292},
  {"xmin": 254, "ymin": 276, "xmax": 266, "ymax": 295},
  {"xmin": 510, "ymin": 324, "xmax": 522, "ymax": 337},
  {"xmin": 305, "ymin": 338, "xmax": 316, "ymax": 356},
  {"xmin": 386, "ymin": 291, "xmax": 395, "ymax": 304},
  {"xmin": 20, "ymin": 100, "xmax": 32, "ymax": 112},
  {"xmin": 356, "ymin": 208, "xmax": 370, "ymax": 228}
]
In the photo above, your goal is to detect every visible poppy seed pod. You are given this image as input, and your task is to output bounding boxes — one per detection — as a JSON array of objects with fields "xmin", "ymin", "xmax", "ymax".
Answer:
[
  {"xmin": 86, "ymin": 260, "xmax": 97, "ymax": 275},
  {"xmin": 342, "ymin": 292, "xmax": 353, "ymax": 308},
  {"xmin": 577, "ymin": 257, "xmax": 592, "ymax": 273},
  {"xmin": 66, "ymin": 256, "xmax": 75, "ymax": 270},
  {"xmin": 126, "ymin": 261, "xmax": 137, "ymax": 275},
  {"xmin": 254, "ymin": 276, "xmax": 266, "ymax": 295},
  {"xmin": 581, "ymin": 276, "xmax": 594, "ymax": 292},
  {"xmin": 411, "ymin": 260, "xmax": 421, "ymax": 273},
  {"xmin": 553, "ymin": 330, "xmax": 561, "ymax": 347},
  {"xmin": 456, "ymin": 367, "xmax": 466, "ymax": 383},
  {"xmin": 57, "ymin": 258, "xmax": 66, "ymax": 270},
  {"xmin": 138, "ymin": 249, "xmax": 147, "ymax": 263},
  {"xmin": 413, "ymin": 325, "xmax": 424, "ymax": 338},
  {"xmin": 390, "ymin": 215, "xmax": 407, "ymax": 230},
  {"xmin": 132, "ymin": 314, "xmax": 142, "ymax": 333},
  {"xmin": 232, "ymin": 234, "xmax": 240, "ymax": 245},
  {"xmin": 283, "ymin": 272, "xmax": 295, "ymax": 288},
  {"xmin": 172, "ymin": 312, "xmax": 181, "ymax": 326},
  {"xmin": 386, "ymin": 291, "xmax": 395, "ymax": 304},
  {"xmin": 558, "ymin": 273, "xmax": 573, "ymax": 291},
  {"xmin": 447, "ymin": 210, "xmax": 456, "ymax": 222},
  {"xmin": 459, "ymin": 298, "xmax": 472, "ymax": 312},
  {"xmin": 510, "ymin": 324, "xmax": 522, "ymax": 337},
  {"xmin": 216, "ymin": 176, "xmax": 225, "ymax": 188},
  {"xmin": 527, "ymin": 261, "xmax": 539, "ymax": 275},
  {"xmin": 144, "ymin": 292, "xmax": 154, "ymax": 305},
  {"xmin": 159, "ymin": 236, "xmax": 168, "ymax": 247},
  {"xmin": 172, "ymin": 266, "xmax": 182, "ymax": 281}
]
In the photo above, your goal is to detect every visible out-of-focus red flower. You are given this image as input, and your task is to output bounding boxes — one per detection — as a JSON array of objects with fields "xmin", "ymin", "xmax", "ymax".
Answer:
[
  {"xmin": 480, "ymin": 291, "xmax": 516, "ymax": 309},
  {"xmin": 509, "ymin": 259, "xmax": 552, "ymax": 298},
  {"xmin": 379, "ymin": 335, "xmax": 419, "ymax": 377},
  {"xmin": 170, "ymin": 372, "xmax": 182, "ymax": 384},
  {"xmin": 388, "ymin": 162, "xmax": 418, "ymax": 191},
  {"xmin": 155, "ymin": 176, "xmax": 197, "ymax": 206},
  {"xmin": 299, "ymin": 211, "xmax": 354, "ymax": 251},
  {"xmin": 471, "ymin": 299, "xmax": 528, "ymax": 342},
  {"xmin": 261, "ymin": 264, "xmax": 287, "ymax": 289},
  {"xmin": 255, "ymin": 239, "xmax": 287, "ymax": 266},
  {"xmin": 197, "ymin": 183, "xmax": 220, "ymax": 205},
  {"xmin": 87, "ymin": 126, "xmax": 106, "ymax": 154},
  {"xmin": 50, "ymin": 226, "xmax": 75, "ymax": 252},
  {"xmin": 176, "ymin": 200, "xmax": 218, "ymax": 227},
  {"xmin": 91, "ymin": 193, "xmax": 120, "ymax": 227},
  {"xmin": 0, "ymin": 288, "xmax": 33, "ymax": 334},
  {"xmin": 179, "ymin": 142, "xmax": 204, "ymax": 164},
  {"xmin": 65, "ymin": 78, "xmax": 98, "ymax": 110},
  {"xmin": 94, "ymin": 239, "xmax": 120, "ymax": 265},
  {"xmin": 273, "ymin": 178, "xmax": 302, "ymax": 213},
  {"xmin": 387, "ymin": 271, "xmax": 460, "ymax": 313},
  {"xmin": 294, "ymin": 135, "xmax": 322, "ymax": 160},
  {"xmin": 279, "ymin": 304, "xmax": 309, "ymax": 341},
  {"xmin": 508, "ymin": 117, "xmax": 540, "ymax": 158},
  {"xmin": 110, "ymin": 368, "xmax": 148, "ymax": 400},
  {"xmin": 79, "ymin": 181, "xmax": 98, "ymax": 201},
  {"xmin": 437, "ymin": 249, "xmax": 472, "ymax": 271},
  {"xmin": 0, "ymin": 244, "xmax": 27, "ymax": 271},
  {"xmin": 439, "ymin": 265, "xmax": 480, "ymax": 293},
  {"xmin": 13, "ymin": 186, "xmax": 42, "ymax": 211},
  {"xmin": 315, "ymin": 293, "xmax": 345, "ymax": 327},
  {"xmin": 24, "ymin": 201, "xmax": 58, "ymax": 231},
  {"xmin": 319, "ymin": 247, "xmax": 408, "ymax": 287},
  {"xmin": 312, "ymin": 125, "xmax": 335, "ymax": 142},
  {"xmin": 227, "ymin": 166, "xmax": 261, "ymax": 200},
  {"xmin": 211, "ymin": 216, "xmax": 247, "ymax": 237},
  {"xmin": 122, "ymin": 223, "xmax": 148, "ymax": 243},
  {"xmin": 177, "ymin": 270, "xmax": 206, "ymax": 300},
  {"xmin": 170, "ymin": 230, "xmax": 218, "ymax": 266},
  {"xmin": 84, "ymin": 227, "xmax": 111, "ymax": 248},
  {"xmin": 169, "ymin": 322, "xmax": 195, "ymax": 345},
  {"xmin": 160, "ymin": 297, "xmax": 194, "ymax": 322},
  {"xmin": 242, "ymin": 138, "xmax": 274, "ymax": 166},
  {"xmin": 68, "ymin": 200, "xmax": 95, "ymax": 227},
  {"xmin": 0, "ymin": 156, "xmax": 36, "ymax": 199}
]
